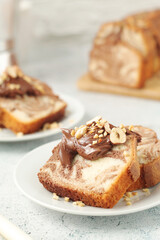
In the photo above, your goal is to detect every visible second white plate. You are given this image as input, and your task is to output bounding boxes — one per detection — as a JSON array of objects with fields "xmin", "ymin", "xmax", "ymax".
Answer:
[
  {"xmin": 0, "ymin": 93, "xmax": 85, "ymax": 142},
  {"xmin": 14, "ymin": 140, "xmax": 160, "ymax": 216}
]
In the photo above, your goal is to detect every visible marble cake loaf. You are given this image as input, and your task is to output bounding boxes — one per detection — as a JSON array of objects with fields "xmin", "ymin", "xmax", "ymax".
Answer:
[
  {"xmin": 38, "ymin": 116, "xmax": 140, "ymax": 208},
  {"xmin": 127, "ymin": 125, "xmax": 160, "ymax": 191},
  {"xmin": 0, "ymin": 66, "xmax": 67, "ymax": 134},
  {"xmin": 89, "ymin": 9, "xmax": 160, "ymax": 88}
]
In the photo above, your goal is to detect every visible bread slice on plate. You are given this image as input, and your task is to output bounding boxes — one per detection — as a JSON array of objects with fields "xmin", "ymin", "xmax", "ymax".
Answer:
[
  {"xmin": 0, "ymin": 66, "xmax": 67, "ymax": 134},
  {"xmin": 38, "ymin": 117, "xmax": 140, "ymax": 208},
  {"xmin": 127, "ymin": 125, "xmax": 160, "ymax": 191}
]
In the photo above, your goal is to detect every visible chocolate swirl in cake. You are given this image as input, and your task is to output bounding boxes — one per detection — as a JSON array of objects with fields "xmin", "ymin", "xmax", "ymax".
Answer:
[
  {"xmin": 0, "ymin": 66, "xmax": 43, "ymax": 98},
  {"xmin": 55, "ymin": 117, "xmax": 141, "ymax": 167}
]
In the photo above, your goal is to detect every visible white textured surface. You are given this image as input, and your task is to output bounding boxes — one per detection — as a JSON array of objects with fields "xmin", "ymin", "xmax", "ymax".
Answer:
[{"xmin": 2, "ymin": 0, "xmax": 160, "ymax": 237}]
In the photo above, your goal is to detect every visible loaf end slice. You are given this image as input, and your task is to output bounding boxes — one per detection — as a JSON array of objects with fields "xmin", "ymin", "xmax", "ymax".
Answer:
[{"xmin": 127, "ymin": 126, "xmax": 160, "ymax": 191}]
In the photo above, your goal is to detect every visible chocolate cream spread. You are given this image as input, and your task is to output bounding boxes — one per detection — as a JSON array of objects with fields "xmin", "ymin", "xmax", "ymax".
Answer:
[
  {"xmin": 0, "ymin": 76, "xmax": 42, "ymax": 98},
  {"xmin": 55, "ymin": 121, "xmax": 141, "ymax": 167}
]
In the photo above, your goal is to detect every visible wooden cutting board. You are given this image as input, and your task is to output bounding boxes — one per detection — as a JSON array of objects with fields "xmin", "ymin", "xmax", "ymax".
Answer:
[{"xmin": 77, "ymin": 73, "xmax": 160, "ymax": 101}]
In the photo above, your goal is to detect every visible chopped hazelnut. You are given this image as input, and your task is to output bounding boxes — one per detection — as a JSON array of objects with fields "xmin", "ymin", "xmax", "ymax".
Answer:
[
  {"xmin": 75, "ymin": 126, "xmax": 87, "ymax": 139},
  {"xmin": 71, "ymin": 130, "xmax": 75, "ymax": 136},
  {"xmin": 35, "ymin": 84, "xmax": 44, "ymax": 93},
  {"xmin": 123, "ymin": 195, "xmax": 130, "ymax": 201},
  {"xmin": 7, "ymin": 66, "xmax": 18, "ymax": 78},
  {"xmin": 104, "ymin": 122, "xmax": 111, "ymax": 133},
  {"xmin": 142, "ymin": 188, "xmax": 150, "ymax": 193},
  {"xmin": 8, "ymin": 84, "xmax": 20, "ymax": 90},
  {"xmin": 98, "ymin": 130, "xmax": 104, "ymax": 134},
  {"xmin": 93, "ymin": 134, "xmax": 99, "ymax": 139},
  {"xmin": 50, "ymin": 122, "xmax": 59, "ymax": 129},
  {"xmin": 1, "ymin": 73, "xmax": 7, "ymax": 81},
  {"xmin": 53, "ymin": 193, "xmax": 59, "ymax": 200},
  {"xmin": 132, "ymin": 192, "xmax": 138, "ymax": 196},
  {"xmin": 103, "ymin": 131, "xmax": 107, "ymax": 137},
  {"xmin": 64, "ymin": 197, "xmax": 69, "ymax": 202},
  {"xmin": 16, "ymin": 132, "xmax": 23, "ymax": 137},
  {"xmin": 110, "ymin": 128, "xmax": 126, "ymax": 144},
  {"xmin": 23, "ymin": 76, "xmax": 32, "ymax": 83},
  {"xmin": 129, "ymin": 125, "xmax": 134, "ymax": 131},
  {"xmin": 73, "ymin": 201, "xmax": 85, "ymax": 207},
  {"xmin": 86, "ymin": 116, "xmax": 102, "ymax": 126},
  {"xmin": 99, "ymin": 134, "xmax": 103, "ymax": 138},
  {"xmin": 92, "ymin": 140, "xmax": 97, "ymax": 145},
  {"xmin": 120, "ymin": 124, "xmax": 125, "ymax": 129},
  {"xmin": 126, "ymin": 192, "xmax": 132, "ymax": 198}
]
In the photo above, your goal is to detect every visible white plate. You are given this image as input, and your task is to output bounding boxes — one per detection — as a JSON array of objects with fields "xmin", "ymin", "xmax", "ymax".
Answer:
[
  {"xmin": 0, "ymin": 93, "xmax": 84, "ymax": 142},
  {"xmin": 14, "ymin": 140, "xmax": 160, "ymax": 216}
]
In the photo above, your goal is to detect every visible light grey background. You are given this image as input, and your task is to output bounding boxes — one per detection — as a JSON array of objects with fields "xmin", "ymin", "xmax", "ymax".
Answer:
[{"xmin": 1, "ymin": 1, "xmax": 160, "ymax": 239}]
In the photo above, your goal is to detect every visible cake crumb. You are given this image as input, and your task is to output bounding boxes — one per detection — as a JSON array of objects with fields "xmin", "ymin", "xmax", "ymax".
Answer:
[
  {"xmin": 142, "ymin": 188, "xmax": 150, "ymax": 194},
  {"xmin": 69, "ymin": 119, "xmax": 75, "ymax": 123},
  {"xmin": 53, "ymin": 193, "xmax": 59, "ymax": 200},
  {"xmin": 132, "ymin": 192, "xmax": 138, "ymax": 196},
  {"xmin": 123, "ymin": 196, "xmax": 130, "ymax": 201},
  {"xmin": 42, "ymin": 122, "xmax": 59, "ymax": 131},
  {"xmin": 16, "ymin": 132, "xmax": 23, "ymax": 137},
  {"xmin": 126, "ymin": 201, "xmax": 132, "ymax": 206},
  {"xmin": 126, "ymin": 192, "xmax": 132, "ymax": 198},
  {"xmin": 78, "ymin": 202, "xmax": 85, "ymax": 207},
  {"xmin": 73, "ymin": 201, "xmax": 85, "ymax": 207},
  {"xmin": 64, "ymin": 197, "xmax": 69, "ymax": 202}
]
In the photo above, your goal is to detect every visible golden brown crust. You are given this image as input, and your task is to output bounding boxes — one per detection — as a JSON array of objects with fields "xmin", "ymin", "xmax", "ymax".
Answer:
[
  {"xmin": 38, "ymin": 136, "xmax": 140, "ymax": 208},
  {"xmin": 0, "ymin": 103, "xmax": 66, "ymax": 134},
  {"xmin": 128, "ymin": 157, "xmax": 160, "ymax": 191}
]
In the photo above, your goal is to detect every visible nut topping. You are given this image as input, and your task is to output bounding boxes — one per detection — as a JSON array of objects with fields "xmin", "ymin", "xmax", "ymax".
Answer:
[
  {"xmin": 104, "ymin": 121, "xmax": 111, "ymax": 133},
  {"xmin": 129, "ymin": 125, "xmax": 134, "ymax": 131},
  {"xmin": 75, "ymin": 125, "xmax": 87, "ymax": 139},
  {"xmin": 86, "ymin": 116, "xmax": 102, "ymax": 126},
  {"xmin": 93, "ymin": 134, "xmax": 99, "ymax": 139},
  {"xmin": 7, "ymin": 66, "xmax": 19, "ymax": 78},
  {"xmin": 110, "ymin": 127, "xmax": 126, "ymax": 144},
  {"xmin": 71, "ymin": 130, "xmax": 75, "ymax": 136},
  {"xmin": 8, "ymin": 84, "xmax": 20, "ymax": 90}
]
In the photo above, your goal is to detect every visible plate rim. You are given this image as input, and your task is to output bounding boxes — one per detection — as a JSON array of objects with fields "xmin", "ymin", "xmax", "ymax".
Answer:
[
  {"xmin": 0, "ymin": 93, "xmax": 85, "ymax": 142},
  {"xmin": 14, "ymin": 140, "xmax": 160, "ymax": 216}
]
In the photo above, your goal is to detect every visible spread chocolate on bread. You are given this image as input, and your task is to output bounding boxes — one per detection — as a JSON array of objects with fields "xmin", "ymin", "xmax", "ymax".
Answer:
[
  {"xmin": 56, "ymin": 116, "xmax": 141, "ymax": 167},
  {"xmin": 0, "ymin": 66, "xmax": 44, "ymax": 98}
]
